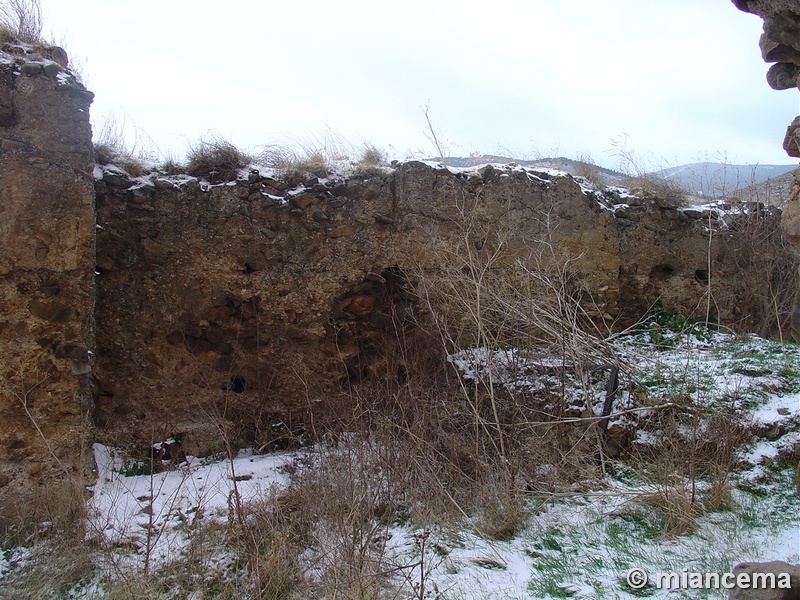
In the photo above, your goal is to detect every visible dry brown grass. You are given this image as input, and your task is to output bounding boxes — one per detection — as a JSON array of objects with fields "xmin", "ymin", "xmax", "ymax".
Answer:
[
  {"xmin": 186, "ymin": 136, "xmax": 250, "ymax": 184},
  {"xmin": 259, "ymin": 144, "xmax": 333, "ymax": 186},
  {"xmin": 157, "ymin": 154, "xmax": 186, "ymax": 176},
  {"xmin": 94, "ymin": 143, "xmax": 147, "ymax": 177},
  {"xmin": 573, "ymin": 153, "xmax": 605, "ymax": 189},
  {"xmin": 0, "ymin": 477, "xmax": 91, "ymax": 598},
  {"xmin": 609, "ymin": 136, "xmax": 687, "ymax": 205},
  {"xmin": 624, "ymin": 407, "xmax": 748, "ymax": 537},
  {"xmin": 92, "ymin": 112, "xmax": 156, "ymax": 177},
  {"xmin": 353, "ymin": 143, "xmax": 388, "ymax": 178},
  {"xmin": 0, "ymin": 478, "xmax": 86, "ymax": 547}
]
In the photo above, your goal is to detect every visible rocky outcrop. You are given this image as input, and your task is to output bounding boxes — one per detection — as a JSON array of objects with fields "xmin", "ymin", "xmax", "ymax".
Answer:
[
  {"xmin": 0, "ymin": 42, "xmax": 95, "ymax": 509},
  {"xmin": 92, "ymin": 163, "xmax": 794, "ymax": 453}
]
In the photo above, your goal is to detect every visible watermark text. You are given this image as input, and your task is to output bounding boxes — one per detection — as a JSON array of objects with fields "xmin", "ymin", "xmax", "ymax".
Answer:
[{"xmin": 626, "ymin": 567, "xmax": 793, "ymax": 591}]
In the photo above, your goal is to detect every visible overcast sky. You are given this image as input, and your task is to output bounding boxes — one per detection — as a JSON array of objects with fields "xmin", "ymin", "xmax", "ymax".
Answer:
[{"xmin": 39, "ymin": 0, "xmax": 800, "ymax": 169}]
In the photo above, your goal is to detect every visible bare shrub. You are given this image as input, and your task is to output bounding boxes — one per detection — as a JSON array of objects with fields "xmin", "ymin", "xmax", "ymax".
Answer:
[
  {"xmin": 321, "ymin": 191, "xmax": 622, "ymax": 540},
  {"xmin": 717, "ymin": 202, "xmax": 798, "ymax": 340},
  {"xmin": 0, "ymin": 0, "xmax": 42, "ymax": 44},
  {"xmin": 626, "ymin": 405, "xmax": 748, "ymax": 537},
  {"xmin": 422, "ymin": 103, "xmax": 448, "ymax": 165},
  {"xmin": 187, "ymin": 136, "xmax": 250, "ymax": 184}
]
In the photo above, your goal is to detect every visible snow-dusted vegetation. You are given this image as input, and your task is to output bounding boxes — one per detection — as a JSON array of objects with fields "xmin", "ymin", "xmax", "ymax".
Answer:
[{"xmin": 2, "ymin": 320, "xmax": 798, "ymax": 598}]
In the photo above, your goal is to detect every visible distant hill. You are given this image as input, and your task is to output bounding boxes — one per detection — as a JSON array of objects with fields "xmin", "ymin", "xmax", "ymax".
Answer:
[
  {"xmin": 727, "ymin": 170, "xmax": 795, "ymax": 208},
  {"xmin": 440, "ymin": 155, "xmax": 626, "ymax": 183},
  {"xmin": 655, "ymin": 162, "xmax": 797, "ymax": 198},
  {"xmin": 438, "ymin": 156, "xmax": 796, "ymax": 202}
]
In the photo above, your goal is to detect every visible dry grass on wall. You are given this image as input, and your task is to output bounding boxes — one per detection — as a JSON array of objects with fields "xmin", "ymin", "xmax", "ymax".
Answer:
[{"xmin": 186, "ymin": 136, "xmax": 251, "ymax": 184}]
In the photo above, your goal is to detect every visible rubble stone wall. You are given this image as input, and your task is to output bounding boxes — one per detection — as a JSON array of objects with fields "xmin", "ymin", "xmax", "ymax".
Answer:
[
  {"xmin": 93, "ymin": 163, "xmax": 789, "ymax": 453},
  {"xmin": 0, "ymin": 45, "xmax": 95, "ymax": 497}
]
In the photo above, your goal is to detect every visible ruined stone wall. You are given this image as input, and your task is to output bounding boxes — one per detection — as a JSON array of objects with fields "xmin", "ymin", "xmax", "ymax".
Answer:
[
  {"xmin": 0, "ymin": 45, "xmax": 95, "ymax": 497},
  {"xmin": 732, "ymin": 0, "xmax": 800, "ymax": 239},
  {"xmin": 93, "ymin": 162, "xmax": 786, "ymax": 454},
  {"xmin": 0, "ymin": 25, "xmax": 795, "ymax": 481}
]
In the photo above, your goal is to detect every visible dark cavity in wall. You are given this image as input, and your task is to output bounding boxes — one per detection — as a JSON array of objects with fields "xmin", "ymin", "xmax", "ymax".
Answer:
[
  {"xmin": 649, "ymin": 263, "xmax": 675, "ymax": 280},
  {"xmin": 695, "ymin": 269, "xmax": 709, "ymax": 285},
  {"xmin": 225, "ymin": 375, "xmax": 247, "ymax": 393}
]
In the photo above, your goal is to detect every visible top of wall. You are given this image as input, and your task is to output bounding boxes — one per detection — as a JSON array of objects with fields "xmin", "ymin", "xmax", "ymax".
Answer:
[
  {"xmin": 0, "ymin": 41, "xmax": 93, "ymax": 170},
  {"xmin": 93, "ymin": 156, "xmax": 775, "ymax": 231}
]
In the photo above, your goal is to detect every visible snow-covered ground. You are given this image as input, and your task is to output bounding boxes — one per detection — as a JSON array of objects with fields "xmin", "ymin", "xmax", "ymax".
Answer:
[
  {"xmin": 2, "ymin": 328, "xmax": 798, "ymax": 598},
  {"xmin": 87, "ymin": 444, "xmax": 295, "ymax": 569}
]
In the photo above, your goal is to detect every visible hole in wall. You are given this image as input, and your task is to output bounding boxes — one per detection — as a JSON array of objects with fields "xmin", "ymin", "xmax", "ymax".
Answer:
[
  {"xmin": 648, "ymin": 264, "xmax": 675, "ymax": 280},
  {"xmin": 225, "ymin": 375, "xmax": 247, "ymax": 393}
]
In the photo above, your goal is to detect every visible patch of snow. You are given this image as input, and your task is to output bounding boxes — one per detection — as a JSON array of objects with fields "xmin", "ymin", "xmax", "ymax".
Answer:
[
  {"xmin": 417, "ymin": 159, "xmax": 448, "ymax": 170},
  {"xmin": 128, "ymin": 179, "xmax": 155, "ymax": 192},
  {"xmin": 751, "ymin": 393, "xmax": 800, "ymax": 425},
  {"xmin": 87, "ymin": 443, "xmax": 295, "ymax": 570},
  {"xmin": 605, "ymin": 186, "xmax": 637, "ymax": 199},
  {"xmin": 633, "ymin": 430, "xmax": 661, "ymax": 446},
  {"xmin": 403, "ymin": 160, "xmax": 572, "ymax": 184},
  {"xmin": 154, "ymin": 173, "xmax": 197, "ymax": 187},
  {"xmin": 529, "ymin": 167, "xmax": 569, "ymax": 178},
  {"xmin": 101, "ymin": 164, "xmax": 130, "ymax": 178},
  {"xmin": 744, "ymin": 440, "xmax": 780, "ymax": 465}
]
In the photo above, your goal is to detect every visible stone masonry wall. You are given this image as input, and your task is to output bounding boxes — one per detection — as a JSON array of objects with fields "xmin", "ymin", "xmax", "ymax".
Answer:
[
  {"xmin": 93, "ymin": 162, "xmax": 789, "ymax": 454},
  {"xmin": 0, "ymin": 44, "xmax": 95, "ymax": 499}
]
